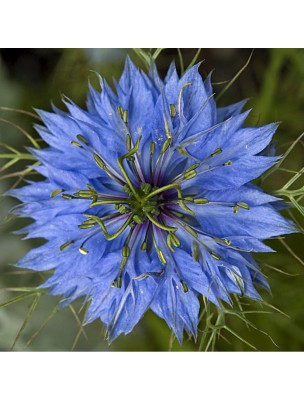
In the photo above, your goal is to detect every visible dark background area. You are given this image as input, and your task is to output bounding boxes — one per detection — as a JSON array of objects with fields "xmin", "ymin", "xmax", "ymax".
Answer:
[{"xmin": 0, "ymin": 48, "xmax": 303, "ymax": 351}]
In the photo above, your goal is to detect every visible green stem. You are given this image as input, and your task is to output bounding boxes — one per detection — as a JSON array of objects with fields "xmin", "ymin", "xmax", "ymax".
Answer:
[{"xmin": 0, "ymin": 153, "xmax": 36, "ymax": 160}]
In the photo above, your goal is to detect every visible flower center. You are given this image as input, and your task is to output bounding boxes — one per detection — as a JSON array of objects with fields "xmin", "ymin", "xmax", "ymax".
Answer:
[{"xmin": 126, "ymin": 184, "xmax": 160, "ymax": 224}]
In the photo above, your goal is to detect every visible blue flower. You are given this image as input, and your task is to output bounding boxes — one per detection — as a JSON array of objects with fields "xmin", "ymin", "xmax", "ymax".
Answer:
[{"xmin": 10, "ymin": 57, "xmax": 296, "ymax": 343}]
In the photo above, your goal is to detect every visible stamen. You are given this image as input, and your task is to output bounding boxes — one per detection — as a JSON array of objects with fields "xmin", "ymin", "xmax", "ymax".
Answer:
[
  {"xmin": 178, "ymin": 83, "xmax": 192, "ymax": 119},
  {"xmin": 62, "ymin": 194, "xmax": 74, "ymax": 200},
  {"xmin": 78, "ymin": 220, "xmax": 97, "ymax": 229},
  {"xmin": 171, "ymin": 147, "xmax": 223, "ymax": 184},
  {"xmin": 166, "ymin": 231, "xmax": 180, "ymax": 251},
  {"xmin": 169, "ymin": 104, "xmax": 177, "ymax": 118},
  {"xmin": 152, "ymin": 230, "xmax": 167, "ymax": 265},
  {"xmin": 152, "ymin": 138, "xmax": 172, "ymax": 184},
  {"xmin": 93, "ymin": 153, "xmax": 125, "ymax": 185},
  {"xmin": 140, "ymin": 222, "xmax": 150, "ymax": 251},
  {"xmin": 126, "ymin": 134, "xmax": 132, "ymax": 151},
  {"xmin": 183, "ymin": 170, "xmax": 197, "ymax": 180},
  {"xmin": 117, "ymin": 136, "xmax": 142, "ymax": 201},
  {"xmin": 76, "ymin": 134, "xmax": 89, "ymax": 145},
  {"xmin": 117, "ymin": 105, "xmax": 123, "ymax": 118},
  {"xmin": 114, "ymin": 225, "xmax": 135, "ymax": 288},
  {"xmin": 164, "ymin": 211, "xmax": 222, "ymax": 261},
  {"xmin": 60, "ymin": 241, "xmax": 74, "ymax": 251},
  {"xmin": 236, "ymin": 202, "xmax": 250, "ymax": 210},
  {"xmin": 192, "ymin": 241, "xmax": 201, "ymax": 261},
  {"xmin": 93, "ymin": 153, "xmax": 106, "ymax": 169},
  {"xmin": 233, "ymin": 205, "xmax": 239, "ymax": 213},
  {"xmin": 70, "ymin": 140, "xmax": 82, "ymax": 148},
  {"xmin": 193, "ymin": 198, "xmax": 209, "ymax": 204},
  {"xmin": 122, "ymin": 109, "xmax": 128, "ymax": 124},
  {"xmin": 50, "ymin": 189, "xmax": 63, "ymax": 198},
  {"xmin": 79, "ymin": 247, "xmax": 89, "ymax": 255},
  {"xmin": 210, "ymin": 251, "xmax": 221, "ymax": 260},
  {"xmin": 181, "ymin": 281, "xmax": 189, "ymax": 293}
]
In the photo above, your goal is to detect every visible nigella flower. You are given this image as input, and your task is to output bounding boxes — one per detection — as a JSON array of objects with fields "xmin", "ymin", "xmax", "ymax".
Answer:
[{"xmin": 10, "ymin": 57, "xmax": 295, "ymax": 343}]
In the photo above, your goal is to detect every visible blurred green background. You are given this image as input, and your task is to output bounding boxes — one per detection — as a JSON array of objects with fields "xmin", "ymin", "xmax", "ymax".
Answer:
[{"xmin": 0, "ymin": 48, "xmax": 303, "ymax": 351}]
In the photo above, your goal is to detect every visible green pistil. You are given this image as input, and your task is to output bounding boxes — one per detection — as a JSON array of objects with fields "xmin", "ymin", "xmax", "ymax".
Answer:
[
  {"xmin": 83, "ymin": 213, "xmax": 134, "ymax": 241},
  {"xmin": 146, "ymin": 183, "xmax": 195, "ymax": 216}
]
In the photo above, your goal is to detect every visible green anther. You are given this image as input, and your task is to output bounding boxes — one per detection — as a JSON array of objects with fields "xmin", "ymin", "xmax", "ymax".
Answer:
[
  {"xmin": 117, "ymin": 105, "xmax": 123, "ymax": 118},
  {"xmin": 177, "ymin": 147, "xmax": 190, "ymax": 157},
  {"xmin": 116, "ymin": 276, "xmax": 122, "ymax": 288},
  {"xmin": 93, "ymin": 153, "xmax": 106, "ymax": 170},
  {"xmin": 211, "ymin": 147, "xmax": 222, "ymax": 156},
  {"xmin": 78, "ymin": 221, "xmax": 96, "ymax": 229},
  {"xmin": 181, "ymin": 281, "xmax": 189, "ymax": 293},
  {"xmin": 183, "ymin": 170, "xmax": 197, "ymax": 180},
  {"xmin": 133, "ymin": 215, "xmax": 144, "ymax": 224},
  {"xmin": 211, "ymin": 252, "xmax": 221, "ymax": 260},
  {"xmin": 194, "ymin": 198, "xmax": 209, "ymax": 204},
  {"xmin": 169, "ymin": 104, "xmax": 177, "ymax": 118},
  {"xmin": 161, "ymin": 138, "xmax": 172, "ymax": 154},
  {"xmin": 225, "ymin": 160, "xmax": 233, "ymax": 166},
  {"xmin": 157, "ymin": 249, "xmax": 167, "ymax": 265},
  {"xmin": 50, "ymin": 189, "xmax": 63, "ymax": 198},
  {"xmin": 224, "ymin": 239, "xmax": 232, "ymax": 246},
  {"xmin": 62, "ymin": 194, "xmax": 74, "ymax": 200},
  {"xmin": 141, "ymin": 182, "xmax": 151, "ymax": 194},
  {"xmin": 184, "ymin": 196, "xmax": 194, "ymax": 203},
  {"xmin": 126, "ymin": 134, "xmax": 132, "ymax": 151},
  {"xmin": 171, "ymin": 210, "xmax": 185, "ymax": 219},
  {"xmin": 140, "ymin": 241, "xmax": 147, "ymax": 251},
  {"xmin": 233, "ymin": 205, "xmax": 239, "ymax": 213},
  {"xmin": 122, "ymin": 109, "xmax": 128, "ymax": 124},
  {"xmin": 184, "ymin": 225, "xmax": 198, "ymax": 238},
  {"xmin": 193, "ymin": 242, "xmax": 200, "ymax": 261},
  {"xmin": 74, "ymin": 190, "xmax": 93, "ymax": 198},
  {"xmin": 184, "ymin": 163, "xmax": 200, "ymax": 174},
  {"xmin": 122, "ymin": 245, "xmax": 130, "ymax": 257},
  {"xmin": 76, "ymin": 134, "xmax": 89, "ymax": 145},
  {"xmin": 150, "ymin": 141, "xmax": 155, "ymax": 155},
  {"xmin": 166, "ymin": 234, "xmax": 175, "ymax": 252},
  {"xmin": 170, "ymin": 232, "xmax": 180, "ymax": 247},
  {"xmin": 236, "ymin": 202, "xmax": 250, "ymax": 210},
  {"xmin": 60, "ymin": 241, "xmax": 74, "ymax": 251},
  {"xmin": 70, "ymin": 140, "xmax": 82, "ymax": 148},
  {"xmin": 79, "ymin": 247, "xmax": 89, "ymax": 255}
]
